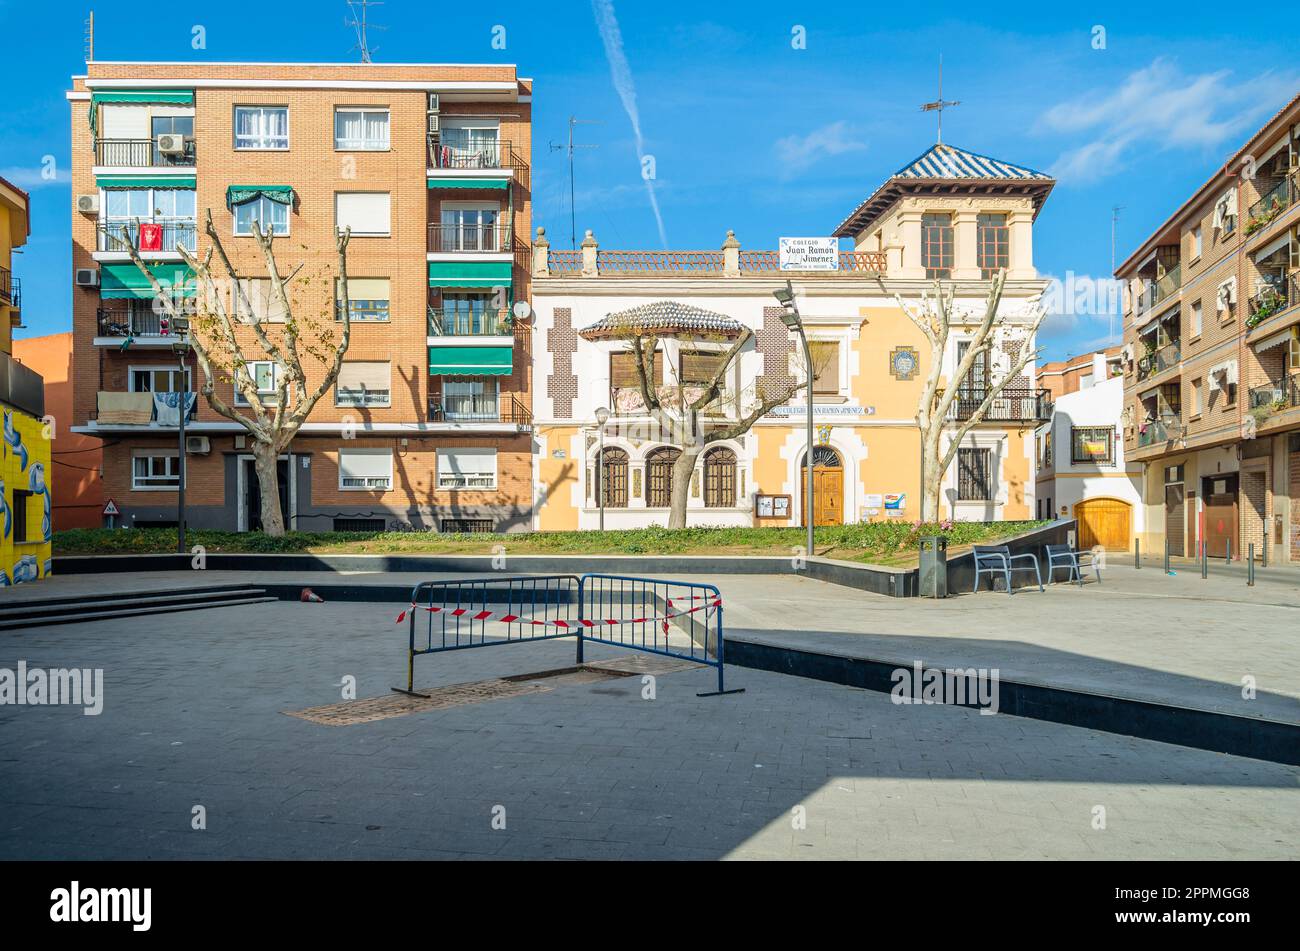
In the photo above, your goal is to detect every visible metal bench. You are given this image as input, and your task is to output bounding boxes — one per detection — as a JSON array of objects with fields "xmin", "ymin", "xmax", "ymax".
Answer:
[
  {"xmin": 971, "ymin": 544, "xmax": 1043, "ymax": 594},
  {"xmin": 1045, "ymin": 544, "xmax": 1101, "ymax": 586}
]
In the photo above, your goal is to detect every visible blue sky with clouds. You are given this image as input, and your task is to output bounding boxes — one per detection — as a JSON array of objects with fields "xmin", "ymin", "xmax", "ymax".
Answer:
[{"xmin": 1, "ymin": 0, "xmax": 1295, "ymax": 361}]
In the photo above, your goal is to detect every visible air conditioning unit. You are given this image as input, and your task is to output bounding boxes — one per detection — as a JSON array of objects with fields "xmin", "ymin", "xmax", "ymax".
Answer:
[
  {"xmin": 427, "ymin": 113, "xmax": 440, "ymax": 134},
  {"xmin": 74, "ymin": 268, "xmax": 99, "ymax": 287},
  {"xmin": 77, "ymin": 194, "xmax": 100, "ymax": 214},
  {"xmin": 185, "ymin": 436, "xmax": 210, "ymax": 455},
  {"xmin": 156, "ymin": 134, "xmax": 186, "ymax": 155},
  {"xmin": 427, "ymin": 92, "xmax": 440, "ymax": 112}
]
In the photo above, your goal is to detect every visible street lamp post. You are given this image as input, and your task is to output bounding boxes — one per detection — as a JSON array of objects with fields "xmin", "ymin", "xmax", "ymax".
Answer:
[
  {"xmin": 170, "ymin": 316, "xmax": 192, "ymax": 554},
  {"xmin": 772, "ymin": 280, "xmax": 815, "ymax": 559},
  {"xmin": 595, "ymin": 406, "xmax": 610, "ymax": 531}
]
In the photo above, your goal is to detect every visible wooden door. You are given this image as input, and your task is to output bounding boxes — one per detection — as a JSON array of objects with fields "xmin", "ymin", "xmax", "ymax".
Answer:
[
  {"xmin": 800, "ymin": 466, "xmax": 844, "ymax": 526},
  {"xmin": 1076, "ymin": 498, "xmax": 1131, "ymax": 551},
  {"xmin": 1164, "ymin": 484, "xmax": 1186, "ymax": 557},
  {"xmin": 1202, "ymin": 474, "xmax": 1239, "ymax": 558}
]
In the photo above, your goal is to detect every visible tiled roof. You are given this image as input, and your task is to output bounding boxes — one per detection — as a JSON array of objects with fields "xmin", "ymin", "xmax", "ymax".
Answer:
[
  {"xmin": 894, "ymin": 143, "xmax": 1052, "ymax": 181},
  {"xmin": 579, "ymin": 301, "xmax": 747, "ymax": 339}
]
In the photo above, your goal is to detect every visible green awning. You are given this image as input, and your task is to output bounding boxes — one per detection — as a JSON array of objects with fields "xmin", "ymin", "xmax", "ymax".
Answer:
[
  {"xmin": 97, "ymin": 176, "xmax": 196, "ymax": 189},
  {"xmin": 89, "ymin": 90, "xmax": 194, "ymax": 135},
  {"xmin": 226, "ymin": 185, "xmax": 295, "ymax": 208},
  {"xmin": 428, "ymin": 261, "xmax": 513, "ymax": 289},
  {"xmin": 429, "ymin": 345, "xmax": 514, "ymax": 376},
  {"xmin": 427, "ymin": 177, "xmax": 509, "ymax": 190},
  {"xmin": 100, "ymin": 262, "xmax": 196, "ymax": 300}
]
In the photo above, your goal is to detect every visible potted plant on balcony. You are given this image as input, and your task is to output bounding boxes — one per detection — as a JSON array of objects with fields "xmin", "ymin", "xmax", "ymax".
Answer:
[{"xmin": 1247, "ymin": 290, "xmax": 1283, "ymax": 328}]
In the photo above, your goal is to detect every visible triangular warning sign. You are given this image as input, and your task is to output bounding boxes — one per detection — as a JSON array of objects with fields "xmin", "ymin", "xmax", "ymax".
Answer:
[{"xmin": 103, "ymin": 499, "xmax": 120, "ymax": 516}]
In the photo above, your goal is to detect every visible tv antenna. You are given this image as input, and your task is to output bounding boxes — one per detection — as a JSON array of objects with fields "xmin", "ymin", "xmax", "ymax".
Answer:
[
  {"xmin": 549, "ymin": 117, "xmax": 601, "ymax": 250},
  {"xmin": 345, "ymin": 0, "xmax": 386, "ymax": 63},
  {"xmin": 920, "ymin": 55, "xmax": 961, "ymax": 144},
  {"xmin": 1110, "ymin": 205, "xmax": 1124, "ymax": 342},
  {"xmin": 84, "ymin": 10, "xmax": 95, "ymax": 64}
]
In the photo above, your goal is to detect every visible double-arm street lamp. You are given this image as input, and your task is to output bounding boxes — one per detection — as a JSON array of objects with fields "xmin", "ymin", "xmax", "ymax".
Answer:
[
  {"xmin": 594, "ymin": 406, "xmax": 611, "ymax": 531},
  {"xmin": 169, "ymin": 315, "xmax": 192, "ymax": 554},
  {"xmin": 772, "ymin": 280, "xmax": 815, "ymax": 559}
]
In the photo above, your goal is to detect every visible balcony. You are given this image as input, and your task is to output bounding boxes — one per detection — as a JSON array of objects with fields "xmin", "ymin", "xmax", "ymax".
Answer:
[
  {"xmin": 428, "ymin": 306, "xmax": 513, "ymax": 337},
  {"xmin": 427, "ymin": 133, "xmax": 526, "ymax": 173},
  {"xmin": 1246, "ymin": 276, "xmax": 1296, "ymax": 329},
  {"xmin": 1134, "ymin": 265, "xmax": 1182, "ymax": 317},
  {"xmin": 428, "ymin": 394, "xmax": 532, "ymax": 429},
  {"xmin": 428, "ymin": 219, "xmax": 514, "ymax": 254},
  {"xmin": 97, "ymin": 306, "xmax": 166, "ymax": 339},
  {"xmin": 1249, "ymin": 373, "xmax": 1300, "ymax": 412},
  {"xmin": 94, "ymin": 137, "xmax": 196, "ymax": 167},
  {"xmin": 945, "ymin": 387, "xmax": 1053, "ymax": 423},
  {"xmin": 97, "ymin": 219, "xmax": 198, "ymax": 254},
  {"xmin": 0, "ymin": 265, "xmax": 13, "ymax": 306},
  {"xmin": 1136, "ymin": 339, "xmax": 1181, "ymax": 382},
  {"xmin": 0, "ymin": 351, "xmax": 45, "ymax": 418},
  {"xmin": 1138, "ymin": 414, "xmax": 1180, "ymax": 448},
  {"xmin": 1246, "ymin": 173, "xmax": 1297, "ymax": 236}
]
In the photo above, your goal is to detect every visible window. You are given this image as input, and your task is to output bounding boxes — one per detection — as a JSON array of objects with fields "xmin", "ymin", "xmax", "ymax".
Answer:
[
  {"xmin": 130, "ymin": 367, "xmax": 190, "ymax": 393},
  {"xmin": 440, "ymin": 378, "xmax": 499, "ymax": 420},
  {"xmin": 232, "ymin": 278, "xmax": 287, "ymax": 324},
  {"xmin": 102, "ymin": 188, "xmax": 198, "ymax": 251},
  {"xmin": 1191, "ymin": 378, "xmax": 1203, "ymax": 416},
  {"xmin": 1192, "ymin": 225, "xmax": 1203, "ymax": 260},
  {"xmin": 12, "ymin": 489, "xmax": 31, "ymax": 542},
  {"xmin": 610, "ymin": 349, "xmax": 663, "ymax": 407},
  {"xmin": 132, "ymin": 453, "xmax": 182, "ymax": 490},
  {"xmin": 437, "ymin": 205, "xmax": 500, "ymax": 251},
  {"xmin": 437, "ymin": 120, "xmax": 501, "ymax": 168},
  {"xmin": 335, "ymin": 192, "xmax": 391, "ymax": 237},
  {"xmin": 335, "ymin": 362, "xmax": 391, "ymax": 407},
  {"xmin": 1071, "ymin": 426, "xmax": 1115, "ymax": 465},
  {"xmin": 977, "ymin": 213, "xmax": 1009, "ymax": 277},
  {"xmin": 1289, "ymin": 327, "xmax": 1300, "ymax": 370},
  {"xmin": 595, "ymin": 447, "xmax": 629, "ymax": 508},
  {"xmin": 334, "ymin": 108, "xmax": 390, "ymax": 150},
  {"xmin": 233, "ymin": 195, "xmax": 289, "ymax": 236},
  {"xmin": 645, "ymin": 447, "xmax": 681, "ymax": 508},
  {"xmin": 234, "ymin": 361, "xmax": 284, "ymax": 406},
  {"xmin": 922, "ymin": 213, "xmax": 954, "ymax": 279},
  {"xmin": 704, "ymin": 448, "xmax": 737, "ymax": 508},
  {"xmin": 957, "ymin": 447, "xmax": 992, "ymax": 501},
  {"xmin": 680, "ymin": 350, "xmax": 727, "ymax": 386},
  {"xmin": 956, "ymin": 340, "xmax": 988, "ymax": 397},
  {"xmin": 338, "ymin": 448, "xmax": 393, "ymax": 490},
  {"xmin": 336, "ymin": 278, "xmax": 391, "ymax": 322},
  {"xmin": 1190, "ymin": 300, "xmax": 1203, "ymax": 337},
  {"xmin": 809, "ymin": 341, "xmax": 841, "ymax": 395},
  {"xmin": 234, "ymin": 106, "xmax": 289, "ymax": 150},
  {"xmin": 438, "ymin": 447, "xmax": 497, "ymax": 489}
]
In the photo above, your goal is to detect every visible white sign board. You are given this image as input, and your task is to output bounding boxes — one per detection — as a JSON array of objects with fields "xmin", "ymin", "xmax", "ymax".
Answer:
[{"xmin": 779, "ymin": 237, "xmax": 837, "ymax": 271}]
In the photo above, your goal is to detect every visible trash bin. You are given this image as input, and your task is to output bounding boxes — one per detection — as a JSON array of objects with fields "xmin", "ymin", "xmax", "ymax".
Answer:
[{"xmin": 919, "ymin": 535, "xmax": 948, "ymax": 599}]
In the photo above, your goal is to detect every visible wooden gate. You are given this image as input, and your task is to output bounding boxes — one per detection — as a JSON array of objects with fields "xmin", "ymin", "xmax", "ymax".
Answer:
[{"xmin": 1075, "ymin": 497, "xmax": 1132, "ymax": 551}]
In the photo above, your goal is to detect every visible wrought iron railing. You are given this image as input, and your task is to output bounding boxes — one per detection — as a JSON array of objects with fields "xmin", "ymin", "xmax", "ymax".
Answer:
[
  {"xmin": 427, "ymin": 220, "xmax": 514, "ymax": 253},
  {"xmin": 428, "ymin": 394, "xmax": 532, "ymax": 427},
  {"xmin": 1246, "ymin": 275, "xmax": 1295, "ymax": 328},
  {"xmin": 94, "ymin": 137, "xmax": 196, "ymax": 167},
  {"xmin": 97, "ymin": 219, "xmax": 198, "ymax": 253},
  {"xmin": 945, "ymin": 387, "xmax": 1053, "ymax": 423},
  {"xmin": 0, "ymin": 265, "xmax": 12, "ymax": 305},
  {"xmin": 1248, "ymin": 374, "xmax": 1300, "ymax": 411},
  {"xmin": 427, "ymin": 306, "xmax": 513, "ymax": 336},
  {"xmin": 427, "ymin": 134, "xmax": 526, "ymax": 173},
  {"xmin": 97, "ymin": 307, "xmax": 165, "ymax": 337}
]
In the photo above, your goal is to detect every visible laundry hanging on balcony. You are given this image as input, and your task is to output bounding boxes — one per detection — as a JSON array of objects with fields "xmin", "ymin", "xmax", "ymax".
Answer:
[
  {"xmin": 151, "ymin": 392, "xmax": 197, "ymax": 426},
  {"xmin": 225, "ymin": 185, "xmax": 296, "ymax": 209}
]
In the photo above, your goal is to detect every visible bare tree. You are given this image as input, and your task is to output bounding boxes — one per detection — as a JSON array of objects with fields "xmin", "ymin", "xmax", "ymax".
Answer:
[
  {"xmin": 879, "ymin": 269, "xmax": 1046, "ymax": 521},
  {"xmin": 614, "ymin": 326, "xmax": 821, "ymax": 529},
  {"xmin": 121, "ymin": 209, "xmax": 353, "ymax": 536}
]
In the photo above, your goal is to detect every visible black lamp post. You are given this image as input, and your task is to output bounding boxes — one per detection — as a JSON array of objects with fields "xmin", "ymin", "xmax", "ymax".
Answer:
[
  {"xmin": 772, "ymin": 280, "xmax": 815, "ymax": 558},
  {"xmin": 170, "ymin": 316, "xmax": 192, "ymax": 554}
]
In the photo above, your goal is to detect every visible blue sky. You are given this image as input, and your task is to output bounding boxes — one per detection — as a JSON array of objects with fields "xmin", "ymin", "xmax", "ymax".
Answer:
[{"xmin": 1, "ymin": 0, "xmax": 1296, "ymax": 361}]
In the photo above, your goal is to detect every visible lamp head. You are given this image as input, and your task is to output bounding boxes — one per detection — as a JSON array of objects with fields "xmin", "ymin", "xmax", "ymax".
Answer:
[
  {"xmin": 595, "ymin": 406, "xmax": 610, "ymax": 425},
  {"xmin": 772, "ymin": 282, "xmax": 801, "ymax": 327}
]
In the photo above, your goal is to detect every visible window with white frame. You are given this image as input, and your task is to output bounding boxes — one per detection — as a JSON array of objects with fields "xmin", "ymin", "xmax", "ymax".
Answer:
[
  {"xmin": 441, "ymin": 378, "xmax": 499, "ymax": 420},
  {"xmin": 234, "ymin": 106, "xmax": 289, "ymax": 150},
  {"xmin": 437, "ymin": 119, "xmax": 501, "ymax": 168},
  {"xmin": 438, "ymin": 447, "xmax": 497, "ymax": 489},
  {"xmin": 132, "ymin": 453, "xmax": 182, "ymax": 490},
  {"xmin": 335, "ymin": 361, "xmax": 391, "ymax": 407},
  {"xmin": 335, "ymin": 277, "xmax": 391, "ymax": 322},
  {"xmin": 338, "ymin": 447, "xmax": 393, "ymax": 490},
  {"xmin": 231, "ymin": 278, "xmax": 288, "ymax": 324},
  {"xmin": 101, "ymin": 188, "xmax": 198, "ymax": 251},
  {"xmin": 334, "ymin": 108, "xmax": 390, "ymax": 150},
  {"xmin": 130, "ymin": 366, "xmax": 191, "ymax": 393},
  {"xmin": 233, "ymin": 195, "xmax": 290, "ymax": 236},
  {"xmin": 335, "ymin": 192, "xmax": 391, "ymax": 237},
  {"xmin": 437, "ymin": 203, "xmax": 499, "ymax": 251},
  {"xmin": 234, "ymin": 361, "xmax": 284, "ymax": 405}
]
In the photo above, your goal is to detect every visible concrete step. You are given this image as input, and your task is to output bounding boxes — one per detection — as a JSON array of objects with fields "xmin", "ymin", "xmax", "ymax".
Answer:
[
  {"xmin": 0, "ymin": 587, "xmax": 269, "ymax": 623},
  {"xmin": 0, "ymin": 583, "xmax": 263, "ymax": 615},
  {"xmin": 0, "ymin": 596, "xmax": 278, "ymax": 631}
]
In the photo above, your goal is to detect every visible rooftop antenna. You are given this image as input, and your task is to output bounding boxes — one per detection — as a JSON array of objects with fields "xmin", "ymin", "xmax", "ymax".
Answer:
[
  {"xmin": 549, "ymin": 117, "xmax": 601, "ymax": 250},
  {"xmin": 84, "ymin": 10, "xmax": 94, "ymax": 64},
  {"xmin": 920, "ymin": 55, "xmax": 960, "ymax": 145},
  {"xmin": 1110, "ymin": 205, "xmax": 1124, "ymax": 341},
  {"xmin": 345, "ymin": 0, "xmax": 386, "ymax": 63}
]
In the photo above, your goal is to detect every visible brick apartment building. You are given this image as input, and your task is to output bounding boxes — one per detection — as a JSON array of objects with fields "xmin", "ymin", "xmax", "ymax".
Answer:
[
  {"xmin": 67, "ymin": 62, "xmax": 534, "ymax": 533},
  {"xmin": 1118, "ymin": 92, "xmax": 1300, "ymax": 562}
]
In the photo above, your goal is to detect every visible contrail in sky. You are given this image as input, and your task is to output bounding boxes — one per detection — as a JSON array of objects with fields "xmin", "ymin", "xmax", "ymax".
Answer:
[{"xmin": 589, "ymin": 0, "xmax": 668, "ymax": 248}]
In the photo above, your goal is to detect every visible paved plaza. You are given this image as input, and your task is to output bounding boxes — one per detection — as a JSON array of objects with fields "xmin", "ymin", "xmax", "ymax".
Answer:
[{"xmin": 2, "ymin": 579, "xmax": 1298, "ymax": 859}]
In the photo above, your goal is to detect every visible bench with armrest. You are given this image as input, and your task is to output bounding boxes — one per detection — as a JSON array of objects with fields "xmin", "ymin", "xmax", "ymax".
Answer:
[
  {"xmin": 971, "ymin": 544, "xmax": 1043, "ymax": 594},
  {"xmin": 1045, "ymin": 544, "xmax": 1102, "ymax": 586}
]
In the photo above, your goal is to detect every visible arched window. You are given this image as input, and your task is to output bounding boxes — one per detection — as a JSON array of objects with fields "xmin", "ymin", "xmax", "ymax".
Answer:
[
  {"xmin": 596, "ymin": 448, "xmax": 628, "ymax": 508},
  {"xmin": 704, "ymin": 448, "xmax": 737, "ymax": 508},
  {"xmin": 645, "ymin": 447, "xmax": 681, "ymax": 508},
  {"xmin": 802, "ymin": 446, "xmax": 842, "ymax": 469}
]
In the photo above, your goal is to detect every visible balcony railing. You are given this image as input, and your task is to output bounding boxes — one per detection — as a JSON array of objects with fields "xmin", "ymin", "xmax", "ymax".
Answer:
[
  {"xmin": 98, "ymin": 219, "xmax": 198, "ymax": 253},
  {"xmin": 0, "ymin": 265, "xmax": 12, "ymax": 305},
  {"xmin": 1248, "ymin": 374, "xmax": 1300, "ymax": 412},
  {"xmin": 94, "ymin": 137, "xmax": 196, "ymax": 167},
  {"xmin": 945, "ymin": 387, "xmax": 1053, "ymax": 423},
  {"xmin": 427, "ymin": 306, "xmax": 513, "ymax": 337},
  {"xmin": 97, "ymin": 307, "xmax": 165, "ymax": 338},
  {"xmin": 1246, "ymin": 275, "xmax": 1296, "ymax": 328},
  {"xmin": 427, "ymin": 133, "xmax": 526, "ymax": 173},
  {"xmin": 1138, "ymin": 415, "xmax": 1180, "ymax": 447},
  {"xmin": 428, "ymin": 220, "xmax": 514, "ymax": 254},
  {"xmin": 1246, "ymin": 173, "xmax": 1297, "ymax": 235},
  {"xmin": 1136, "ymin": 339, "xmax": 1181, "ymax": 381},
  {"xmin": 428, "ymin": 394, "xmax": 532, "ymax": 428}
]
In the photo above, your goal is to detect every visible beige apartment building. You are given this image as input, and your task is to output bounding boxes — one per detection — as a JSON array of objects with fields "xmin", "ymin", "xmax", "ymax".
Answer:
[
  {"xmin": 1118, "ymin": 92, "xmax": 1300, "ymax": 562},
  {"xmin": 67, "ymin": 62, "xmax": 534, "ymax": 533}
]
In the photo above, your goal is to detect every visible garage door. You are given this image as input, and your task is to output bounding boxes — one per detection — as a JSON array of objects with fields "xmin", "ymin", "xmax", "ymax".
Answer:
[{"xmin": 1076, "ymin": 498, "xmax": 1132, "ymax": 551}]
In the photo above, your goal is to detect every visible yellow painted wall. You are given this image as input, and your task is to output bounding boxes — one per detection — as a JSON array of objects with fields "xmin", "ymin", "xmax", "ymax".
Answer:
[
  {"xmin": 851, "ymin": 307, "xmax": 931, "ymax": 417},
  {"xmin": 2, "ymin": 407, "xmax": 54, "ymax": 585},
  {"xmin": 537, "ymin": 425, "xmax": 580, "ymax": 531},
  {"xmin": 858, "ymin": 426, "xmax": 922, "ymax": 522},
  {"xmin": 1001, "ymin": 427, "xmax": 1031, "ymax": 520},
  {"xmin": 0, "ymin": 197, "xmax": 14, "ymax": 353}
]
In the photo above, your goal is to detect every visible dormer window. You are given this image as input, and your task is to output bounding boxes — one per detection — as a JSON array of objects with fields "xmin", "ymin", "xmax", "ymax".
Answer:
[{"xmin": 922, "ymin": 213, "xmax": 953, "ymax": 279}]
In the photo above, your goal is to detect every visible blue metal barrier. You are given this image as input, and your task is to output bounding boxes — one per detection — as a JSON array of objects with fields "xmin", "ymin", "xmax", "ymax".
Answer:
[{"xmin": 393, "ymin": 573, "xmax": 741, "ymax": 698}]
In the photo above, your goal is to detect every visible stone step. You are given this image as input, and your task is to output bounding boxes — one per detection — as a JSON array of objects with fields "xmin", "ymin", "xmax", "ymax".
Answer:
[
  {"xmin": 0, "ymin": 595, "xmax": 276, "ymax": 631},
  {"xmin": 0, "ymin": 587, "xmax": 268, "ymax": 623}
]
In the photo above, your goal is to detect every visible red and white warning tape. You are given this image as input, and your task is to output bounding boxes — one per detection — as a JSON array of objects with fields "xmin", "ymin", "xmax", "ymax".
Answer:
[{"xmin": 395, "ymin": 597, "xmax": 721, "ymax": 635}]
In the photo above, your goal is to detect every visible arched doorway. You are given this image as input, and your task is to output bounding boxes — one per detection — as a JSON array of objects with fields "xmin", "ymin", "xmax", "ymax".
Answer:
[
  {"xmin": 800, "ymin": 445, "xmax": 843, "ymax": 527},
  {"xmin": 1075, "ymin": 497, "xmax": 1132, "ymax": 551}
]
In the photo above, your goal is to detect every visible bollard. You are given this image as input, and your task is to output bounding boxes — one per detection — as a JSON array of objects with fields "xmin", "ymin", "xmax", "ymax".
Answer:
[
  {"xmin": 1248, "ymin": 544, "xmax": 1255, "ymax": 586},
  {"xmin": 1163, "ymin": 539, "xmax": 1170, "ymax": 574},
  {"xmin": 1226, "ymin": 539, "xmax": 1231, "ymax": 565},
  {"xmin": 1262, "ymin": 541, "xmax": 1268, "ymax": 569},
  {"xmin": 1201, "ymin": 541, "xmax": 1208, "ymax": 579},
  {"xmin": 1134, "ymin": 538, "xmax": 1141, "ymax": 569}
]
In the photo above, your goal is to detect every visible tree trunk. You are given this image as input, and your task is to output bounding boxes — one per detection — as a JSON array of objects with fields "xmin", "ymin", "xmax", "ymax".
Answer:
[
  {"xmin": 920, "ymin": 429, "xmax": 944, "ymax": 523},
  {"xmin": 252, "ymin": 441, "xmax": 286, "ymax": 536},
  {"xmin": 666, "ymin": 447, "xmax": 702, "ymax": 529}
]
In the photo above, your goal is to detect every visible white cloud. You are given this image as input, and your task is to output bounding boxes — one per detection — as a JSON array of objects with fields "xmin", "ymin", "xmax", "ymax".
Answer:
[
  {"xmin": 0, "ymin": 165, "xmax": 69, "ymax": 190},
  {"xmin": 1040, "ymin": 59, "xmax": 1298, "ymax": 184},
  {"xmin": 774, "ymin": 121, "xmax": 867, "ymax": 177}
]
